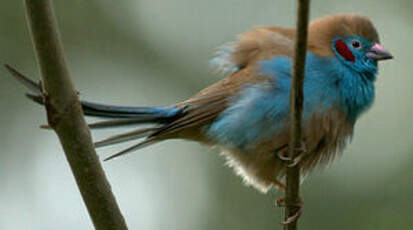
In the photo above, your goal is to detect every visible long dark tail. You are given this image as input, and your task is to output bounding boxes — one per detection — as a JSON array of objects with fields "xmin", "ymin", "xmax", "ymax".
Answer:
[{"xmin": 5, "ymin": 64, "xmax": 186, "ymax": 160}]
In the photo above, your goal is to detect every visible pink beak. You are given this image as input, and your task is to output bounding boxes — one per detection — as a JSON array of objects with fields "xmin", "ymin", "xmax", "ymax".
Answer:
[{"xmin": 366, "ymin": 44, "xmax": 393, "ymax": 61}]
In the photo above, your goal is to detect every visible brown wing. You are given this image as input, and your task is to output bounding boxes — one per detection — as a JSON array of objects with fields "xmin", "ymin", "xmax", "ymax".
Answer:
[
  {"xmin": 150, "ymin": 67, "xmax": 268, "ymax": 141},
  {"xmin": 151, "ymin": 26, "xmax": 296, "ymax": 141}
]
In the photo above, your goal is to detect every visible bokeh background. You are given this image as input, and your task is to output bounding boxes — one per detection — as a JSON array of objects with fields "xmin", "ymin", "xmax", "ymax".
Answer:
[{"xmin": 1, "ymin": 0, "xmax": 412, "ymax": 229}]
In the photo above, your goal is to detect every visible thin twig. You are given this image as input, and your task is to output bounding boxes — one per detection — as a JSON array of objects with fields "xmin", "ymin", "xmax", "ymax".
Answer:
[
  {"xmin": 24, "ymin": 0, "xmax": 128, "ymax": 229},
  {"xmin": 284, "ymin": 0, "xmax": 311, "ymax": 229}
]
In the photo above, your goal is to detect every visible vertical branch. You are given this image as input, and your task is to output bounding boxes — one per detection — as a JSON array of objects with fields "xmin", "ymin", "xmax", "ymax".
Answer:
[
  {"xmin": 285, "ymin": 0, "xmax": 310, "ymax": 229},
  {"xmin": 24, "ymin": 0, "xmax": 128, "ymax": 229}
]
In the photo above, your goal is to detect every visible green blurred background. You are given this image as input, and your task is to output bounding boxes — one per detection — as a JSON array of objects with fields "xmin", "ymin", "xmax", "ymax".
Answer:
[{"xmin": 1, "ymin": 0, "xmax": 412, "ymax": 229}]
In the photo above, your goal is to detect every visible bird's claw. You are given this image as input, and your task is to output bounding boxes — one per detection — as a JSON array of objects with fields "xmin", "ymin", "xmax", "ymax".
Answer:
[
  {"xmin": 282, "ymin": 207, "xmax": 302, "ymax": 225},
  {"xmin": 276, "ymin": 197, "xmax": 303, "ymax": 225},
  {"xmin": 276, "ymin": 141, "xmax": 307, "ymax": 167},
  {"xmin": 287, "ymin": 154, "xmax": 305, "ymax": 168}
]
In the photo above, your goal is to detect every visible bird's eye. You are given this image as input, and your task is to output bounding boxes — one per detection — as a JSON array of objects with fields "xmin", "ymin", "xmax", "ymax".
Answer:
[{"xmin": 351, "ymin": 39, "xmax": 362, "ymax": 49}]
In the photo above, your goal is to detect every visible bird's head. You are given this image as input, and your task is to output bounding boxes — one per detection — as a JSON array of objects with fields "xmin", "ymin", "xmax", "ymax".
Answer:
[{"xmin": 308, "ymin": 14, "xmax": 393, "ymax": 74}]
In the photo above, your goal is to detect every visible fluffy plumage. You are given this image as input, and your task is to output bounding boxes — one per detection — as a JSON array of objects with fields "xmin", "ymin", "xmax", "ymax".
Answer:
[{"xmin": 9, "ymin": 14, "xmax": 393, "ymax": 192}]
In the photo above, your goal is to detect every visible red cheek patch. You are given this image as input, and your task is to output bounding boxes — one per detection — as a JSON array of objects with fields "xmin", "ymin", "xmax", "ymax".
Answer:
[{"xmin": 334, "ymin": 40, "xmax": 355, "ymax": 62}]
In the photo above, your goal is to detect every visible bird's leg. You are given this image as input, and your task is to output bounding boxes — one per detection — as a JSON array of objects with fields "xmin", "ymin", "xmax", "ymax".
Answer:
[
  {"xmin": 271, "ymin": 179, "xmax": 291, "ymax": 207},
  {"xmin": 276, "ymin": 141, "xmax": 307, "ymax": 167},
  {"xmin": 276, "ymin": 195, "xmax": 303, "ymax": 225},
  {"xmin": 273, "ymin": 148, "xmax": 304, "ymax": 225},
  {"xmin": 272, "ymin": 178, "xmax": 286, "ymax": 191},
  {"xmin": 276, "ymin": 196, "xmax": 303, "ymax": 225},
  {"xmin": 275, "ymin": 188, "xmax": 303, "ymax": 225}
]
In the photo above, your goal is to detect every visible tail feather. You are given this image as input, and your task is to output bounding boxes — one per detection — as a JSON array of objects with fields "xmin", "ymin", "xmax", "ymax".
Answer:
[
  {"xmin": 5, "ymin": 64, "xmax": 183, "ymax": 159},
  {"xmin": 81, "ymin": 101, "xmax": 185, "ymax": 121},
  {"xmin": 40, "ymin": 118, "xmax": 142, "ymax": 130},
  {"xmin": 6, "ymin": 64, "xmax": 222, "ymax": 161},
  {"xmin": 5, "ymin": 64, "xmax": 186, "ymax": 125},
  {"xmin": 95, "ymin": 127, "xmax": 157, "ymax": 148},
  {"xmin": 103, "ymin": 138, "xmax": 160, "ymax": 161},
  {"xmin": 5, "ymin": 64, "xmax": 42, "ymax": 94},
  {"xmin": 87, "ymin": 119, "xmax": 150, "ymax": 129}
]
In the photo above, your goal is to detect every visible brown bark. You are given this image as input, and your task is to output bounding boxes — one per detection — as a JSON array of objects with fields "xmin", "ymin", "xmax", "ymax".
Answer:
[
  {"xmin": 285, "ymin": 0, "xmax": 311, "ymax": 229},
  {"xmin": 24, "ymin": 0, "xmax": 128, "ymax": 229}
]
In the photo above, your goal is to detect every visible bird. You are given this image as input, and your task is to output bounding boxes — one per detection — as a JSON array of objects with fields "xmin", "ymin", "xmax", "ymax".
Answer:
[{"xmin": 7, "ymin": 13, "xmax": 392, "ymax": 194}]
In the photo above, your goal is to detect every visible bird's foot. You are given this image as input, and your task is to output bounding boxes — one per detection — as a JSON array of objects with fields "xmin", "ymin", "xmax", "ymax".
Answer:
[
  {"xmin": 276, "ymin": 197, "xmax": 303, "ymax": 225},
  {"xmin": 277, "ymin": 141, "xmax": 307, "ymax": 167}
]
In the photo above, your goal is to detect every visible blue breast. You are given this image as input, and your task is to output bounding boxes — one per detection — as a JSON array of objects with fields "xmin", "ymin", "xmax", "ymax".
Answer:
[{"xmin": 207, "ymin": 53, "xmax": 376, "ymax": 148}]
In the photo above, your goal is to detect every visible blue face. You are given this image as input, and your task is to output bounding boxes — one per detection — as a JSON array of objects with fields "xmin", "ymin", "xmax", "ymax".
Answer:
[{"xmin": 332, "ymin": 36, "xmax": 378, "ymax": 76}]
